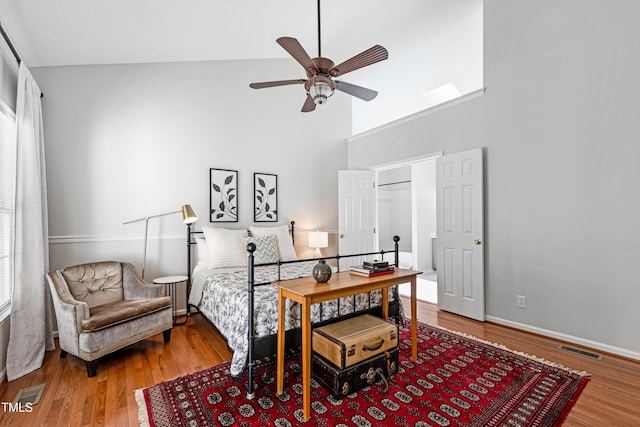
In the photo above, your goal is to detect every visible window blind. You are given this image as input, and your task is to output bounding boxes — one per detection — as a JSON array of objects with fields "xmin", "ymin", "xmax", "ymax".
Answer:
[{"xmin": 0, "ymin": 106, "xmax": 16, "ymax": 316}]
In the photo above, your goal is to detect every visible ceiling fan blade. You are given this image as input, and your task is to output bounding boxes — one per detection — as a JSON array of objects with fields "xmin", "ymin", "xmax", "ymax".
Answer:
[
  {"xmin": 329, "ymin": 45, "xmax": 388, "ymax": 77},
  {"xmin": 335, "ymin": 81, "xmax": 378, "ymax": 101},
  {"xmin": 249, "ymin": 79, "xmax": 306, "ymax": 89},
  {"xmin": 277, "ymin": 37, "xmax": 319, "ymax": 74},
  {"xmin": 301, "ymin": 94, "xmax": 316, "ymax": 112}
]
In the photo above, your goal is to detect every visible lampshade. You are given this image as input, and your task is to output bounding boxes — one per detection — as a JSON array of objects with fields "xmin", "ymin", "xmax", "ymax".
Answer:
[
  {"xmin": 308, "ymin": 231, "xmax": 328, "ymax": 249},
  {"xmin": 308, "ymin": 76, "xmax": 335, "ymax": 105},
  {"xmin": 182, "ymin": 204, "xmax": 197, "ymax": 225}
]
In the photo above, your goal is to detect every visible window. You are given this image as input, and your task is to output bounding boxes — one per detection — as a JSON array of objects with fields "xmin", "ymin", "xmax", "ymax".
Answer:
[{"xmin": 0, "ymin": 101, "xmax": 16, "ymax": 318}]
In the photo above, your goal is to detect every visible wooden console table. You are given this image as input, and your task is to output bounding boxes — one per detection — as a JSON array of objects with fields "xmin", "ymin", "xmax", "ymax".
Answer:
[{"xmin": 273, "ymin": 268, "xmax": 422, "ymax": 421}]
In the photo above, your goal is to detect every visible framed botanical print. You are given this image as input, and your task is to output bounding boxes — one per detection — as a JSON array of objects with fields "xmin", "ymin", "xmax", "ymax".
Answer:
[
  {"xmin": 254, "ymin": 173, "xmax": 277, "ymax": 222},
  {"xmin": 210, "ymin": 168, "xmax": 238, "ymax": 222}
]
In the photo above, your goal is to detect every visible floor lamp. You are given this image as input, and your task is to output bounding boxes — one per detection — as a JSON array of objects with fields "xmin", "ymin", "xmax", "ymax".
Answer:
[{"xmin": 124, "ymin": 204, "xmax": 197, "ymax": 278}]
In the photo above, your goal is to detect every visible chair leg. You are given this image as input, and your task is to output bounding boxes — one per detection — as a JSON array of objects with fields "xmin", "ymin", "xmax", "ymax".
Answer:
[
  {"xmin": 60, "ymin": 350, "xmax": 68, "ymax": 358},
  {"xmin": 86, "ymin": 360, "xmax": 98, "ymax": 377},
  {"xmin": 163, "ymin": 328, "xmax": 172, "ymax": 343}
]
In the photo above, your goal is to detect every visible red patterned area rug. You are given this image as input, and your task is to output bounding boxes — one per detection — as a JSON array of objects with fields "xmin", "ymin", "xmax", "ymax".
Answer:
[{"xmin": 135, "ymin": 322, "xmax": 590, "ymax": 426}]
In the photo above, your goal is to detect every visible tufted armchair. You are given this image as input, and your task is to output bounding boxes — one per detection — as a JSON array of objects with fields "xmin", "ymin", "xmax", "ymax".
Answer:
[{"xmin": 46, "ymin": 261, "xmax": 173, "ymax": 377}]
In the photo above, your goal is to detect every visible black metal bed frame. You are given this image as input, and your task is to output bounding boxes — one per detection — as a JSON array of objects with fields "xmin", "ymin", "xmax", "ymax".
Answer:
[{"xmin": 186, "ymin": 220, "xmax": 401, "ymax": 399}]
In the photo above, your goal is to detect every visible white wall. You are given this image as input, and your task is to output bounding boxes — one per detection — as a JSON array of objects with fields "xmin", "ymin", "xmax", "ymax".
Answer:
[
  {"xmin": 377, "ymin": 167, "xmax": 412, "ymax": 252},
  {"xmin": 378, "ymin": 187, "xmax": 412, "ymax": 251},
  {"xmin": 412, "ymin": 160, "xmax": 437, "ymax": 272},
  {"xmin": 341, "ymin": 0, "xmax": 484, "ymax": 134},
  {"xmin": 32, "ymin": 58, "xmax": 351, "ymax": 310},
  {"xmin": 348, "ymin": 0, "xmax": 640, "ymax": 359}
]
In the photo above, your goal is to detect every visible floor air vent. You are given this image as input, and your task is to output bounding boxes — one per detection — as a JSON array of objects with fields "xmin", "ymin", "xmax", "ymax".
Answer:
[
  {"xmin": 558, "ymin": 345, "xmax": 603, "ymax": 360},
  {"xmin": 14, "ymin": 383, "xmax": 46, "ymax": 406}
]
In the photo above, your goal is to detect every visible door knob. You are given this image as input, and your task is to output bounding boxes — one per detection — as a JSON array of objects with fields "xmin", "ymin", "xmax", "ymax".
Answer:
[
  {"xmin": 474, "ymin": 239, "xmax": 482, "ymax": 245},
  {"xmin": 339, "ymin": 234, "xmax": 344, "ymax": 239}
]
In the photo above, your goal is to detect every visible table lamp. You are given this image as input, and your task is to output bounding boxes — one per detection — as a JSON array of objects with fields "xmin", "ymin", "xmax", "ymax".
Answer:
[{"xmin": 308, "ymin": 231, "xmax": 328, "ymax": 258}]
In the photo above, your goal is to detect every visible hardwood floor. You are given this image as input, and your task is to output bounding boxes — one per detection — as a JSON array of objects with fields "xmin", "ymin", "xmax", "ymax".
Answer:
[{"xmin": 1, "ymin": 300, "xmax": 639, "ymax": 426}]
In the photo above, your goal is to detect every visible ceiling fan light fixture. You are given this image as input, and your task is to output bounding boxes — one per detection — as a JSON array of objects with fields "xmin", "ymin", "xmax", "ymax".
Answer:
[
  {"xmin": 248, "ymin": 0, "xmax": 388, "ymax": 112},
  {"xmin": 307, "ymin": 76, "xmax": 334, "ymax": 105}
]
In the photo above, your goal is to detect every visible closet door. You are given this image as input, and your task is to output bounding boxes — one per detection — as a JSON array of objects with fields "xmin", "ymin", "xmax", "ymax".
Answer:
[{"xmin": 436, "ymin": 148, "xmax": 485, "ymax": 321}]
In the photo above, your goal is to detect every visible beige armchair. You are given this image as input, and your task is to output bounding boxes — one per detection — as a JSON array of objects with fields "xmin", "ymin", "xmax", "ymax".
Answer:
[{"xmin": 46, "ymin": 261, "xmax": 173, "ymax": 377}]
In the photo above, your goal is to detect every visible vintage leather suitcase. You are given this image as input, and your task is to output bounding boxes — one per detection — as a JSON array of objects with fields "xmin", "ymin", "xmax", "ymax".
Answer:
[
  {"xmin": 312, "ymin": 348, "xmax": 399, "ymax": 397},
  {"xmin": 312, "ymin": 314, "xmax": 398, "ymax": 369}
]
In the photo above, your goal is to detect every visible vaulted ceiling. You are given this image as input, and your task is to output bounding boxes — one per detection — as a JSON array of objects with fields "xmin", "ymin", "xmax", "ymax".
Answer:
[
  {"xmin": 0, "ymin": 0, "xmax": 461, "ymax": 67},
  {"xmin": 0, "ymin": 0, "xmax": 483, "ymax": 132}
]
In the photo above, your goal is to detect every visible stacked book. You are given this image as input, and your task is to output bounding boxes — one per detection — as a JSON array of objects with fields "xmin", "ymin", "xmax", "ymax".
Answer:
[{"xmin": 349, "ymin": 260, "xmax": 395, "ymax": 277}]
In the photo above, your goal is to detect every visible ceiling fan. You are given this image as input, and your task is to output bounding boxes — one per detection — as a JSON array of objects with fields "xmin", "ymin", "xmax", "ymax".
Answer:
[{"xmin": 249, "ymin": 0, "xmax": 389, "ymax": 112}]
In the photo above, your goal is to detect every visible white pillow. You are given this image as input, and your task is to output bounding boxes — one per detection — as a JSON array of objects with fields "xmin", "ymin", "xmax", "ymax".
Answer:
[
  {"xmin": 202, "ymin": 226, "xmax": 249, "ymax": 268},
  {"xmin": 195, "ymin": 236, "xmax": 208, "ymax": 267},
  {"xmin": 250, "ymin": 225, "xmax": 298, "ymax": 261},
  {"xmin": 241, "ymin": 235, "xmax": 279, "ymax": 265}
]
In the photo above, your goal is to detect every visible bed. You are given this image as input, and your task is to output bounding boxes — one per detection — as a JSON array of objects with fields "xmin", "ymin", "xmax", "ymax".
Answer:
[{"xmin": 186, "ymin": 221, "xmax": 402, "ymax": 396}]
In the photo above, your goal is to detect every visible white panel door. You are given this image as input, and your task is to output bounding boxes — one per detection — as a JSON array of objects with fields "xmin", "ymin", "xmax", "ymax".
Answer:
[
  {"xmin": 338, "ymin": 170, "xmax": 375, "ymax": 268},
  {"xmin": 436, "ymin": 148, "xmax": 485, "ymax": 321}
]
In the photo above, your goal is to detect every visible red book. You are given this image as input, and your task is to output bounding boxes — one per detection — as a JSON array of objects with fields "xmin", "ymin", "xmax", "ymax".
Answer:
[{"xmin": 349, "ymin": 269, "xmax": 395, "ymax": 278}]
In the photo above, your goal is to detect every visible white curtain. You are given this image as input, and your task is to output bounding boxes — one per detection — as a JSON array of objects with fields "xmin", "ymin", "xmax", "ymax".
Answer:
[{"xmin": 6, "ymin": 63, "xmax": 55, "ymax": 381}]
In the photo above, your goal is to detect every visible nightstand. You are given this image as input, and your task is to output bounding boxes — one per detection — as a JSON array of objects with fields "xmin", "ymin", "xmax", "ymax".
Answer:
[{"xmin": 153, "ymin": 275, "xmax": 188, "ymax": 325}]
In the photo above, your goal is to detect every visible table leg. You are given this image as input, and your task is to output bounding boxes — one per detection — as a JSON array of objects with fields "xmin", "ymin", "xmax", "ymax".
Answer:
[
  {"xmin": 381, "ymin": 286, "xmax": 389, "ymax": 320},
  {"xmin": 411, "ymin": 276, "xmax": 418, "ymax": 361},
  {"xmin": 302, "ymin": 299, "xmax": 312, "ymax": 421},
  {"xmin": 167, "ymin": 282, "xmax": 177, "ymax": 324},
  {"xmin": 276, "ymin": 289, "xmax": 285, "ymax": 395}
]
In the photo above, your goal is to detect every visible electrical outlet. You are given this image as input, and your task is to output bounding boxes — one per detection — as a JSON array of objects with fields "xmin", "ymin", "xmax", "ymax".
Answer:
[{"xmin": 516, "ymin": 295, "xmax": 527, "ymax": 309}]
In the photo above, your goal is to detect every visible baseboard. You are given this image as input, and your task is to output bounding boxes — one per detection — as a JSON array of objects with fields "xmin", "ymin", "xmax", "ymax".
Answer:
[
  {"xmin": 0, "ymin": 366, "xmax": 6, "ymax": 386},
  {"xmin": 486, "ymin": 315, "xmax": 640, "ymax": 361}
]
